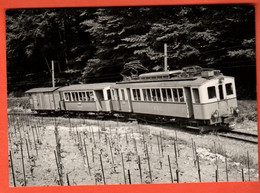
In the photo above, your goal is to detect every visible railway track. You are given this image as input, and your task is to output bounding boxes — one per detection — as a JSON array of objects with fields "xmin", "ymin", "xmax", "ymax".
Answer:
[{"xmin": 216, "ymin": 130, "xmax": 258, "ymax": 144}]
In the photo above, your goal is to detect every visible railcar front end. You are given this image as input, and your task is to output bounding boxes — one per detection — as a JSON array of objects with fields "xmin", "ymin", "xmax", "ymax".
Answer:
[{"xmin": 191, "ymin": 76, "xmax": 238, "ymax": 129}]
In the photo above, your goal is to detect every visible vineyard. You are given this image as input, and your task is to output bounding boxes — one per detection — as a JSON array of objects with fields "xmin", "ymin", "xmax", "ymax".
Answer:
[{"xmin": 8, "ymin": 113, "xmax": 259, "ymax": 187}]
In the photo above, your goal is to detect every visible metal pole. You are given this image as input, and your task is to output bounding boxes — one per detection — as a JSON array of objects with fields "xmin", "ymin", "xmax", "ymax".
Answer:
[
  {"xmin": 52, "ymin": 60, "xmax": 55, "ymax": 88},
  {"xmin": 164, "ymin": 43, "xmax": 168, "ymax": 72}
]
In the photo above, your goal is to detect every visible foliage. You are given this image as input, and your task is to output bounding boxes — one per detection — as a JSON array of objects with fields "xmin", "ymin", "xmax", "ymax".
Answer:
[{"xmin": 6, "ymin": 6, "xmax": 256, "ymax": 99}]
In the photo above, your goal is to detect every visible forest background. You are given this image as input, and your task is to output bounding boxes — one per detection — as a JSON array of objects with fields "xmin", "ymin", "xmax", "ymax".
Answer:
[{"xmin": 6, "ymin": 5, "xmax": 256, "ymax": 99}]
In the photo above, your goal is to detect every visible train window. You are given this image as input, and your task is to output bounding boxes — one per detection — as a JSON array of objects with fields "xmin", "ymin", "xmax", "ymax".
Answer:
[
  {"xmin": 132, "ymin": 89, "xmax": 141, "ymax": 101},
  {"xmin": 172, "ymin": 89, "xmax": 178, "ymax": 102},
  {"xmin": 156, "ymin": 89, "xmax": 161, "ymax": 101},
  {"xmin": 132, "ymin": 89, "xmax": 137, "ymax": 101},
  {"xmin": 111, "ymin": 89, "xmax": 117, "ymax": 100},
  {"xmin": 107, "ymin": 90, "xmax": 112, "ymax": 100},
  {"xmin": 147, "ymin": 89, "xmax": 152, "ymax": 101},
  {"xmin": 64, "ymin": 92, "xmax": 71, "ymax": 101},
  {"xmin": 178, "ymin": 88, "xmax": 185, "ymax": 102},
  {"xmin": 192, "ymin": 88, "xmax": 200, "ymax": 103},
  {"xmin": 151, "ymin": 89, "xmax": 157, "ymax": 101},
  {"xmin": 225, "ymin": 83, "xmax": 234, "ymax": 95},
  {"xmin": 121, "ymin": 89, "xmax": 125, "ymax": 100},
  {"xmin": 166, "ymin": 88, "xmax": 172, "ymax": 102},
  {"xmin": 79, "ymin": 92, "xmax": 86, "ymax": 101},
  {"xmin": 114, "ymin": 89, "xmax": 119, "ymax": 100},
  {"xmin": 89, "ymin": 92, "xmax": 94, "ymax": 101},
  {"xmin": 86, "ymin": 92, "xmax": 90, "ymax": 101},
  {"xmin": 72, "ymin": 92, "xmax": 75, "ymax": 101},
  {"xmin": 78, "ymin": 92, "xmax": 82, "ymax": 101},
  {"xmin": 143, "ymin": 89, "xmax": 148, "ymax": 101},
  {"xmin": 207, "ymin": 86, "xmax": 216, "ymax": 99},
  {"xmin": 82, "ymin": 92, "xmax": 87, "ymax": 101},
  {"xmin": 136, "ymin": 89, "xmax": 141, "ymax": 101},
  {"xmin": 162, "ymin": 89, "xmax": 167, "ymax": 101},
  {"xmin": 75, "ymin": 92, "xmax": 79, "ymax": 101},
  {"xmin": 218, "ymin": 85, "xmax": 224, "ymax": 100}
]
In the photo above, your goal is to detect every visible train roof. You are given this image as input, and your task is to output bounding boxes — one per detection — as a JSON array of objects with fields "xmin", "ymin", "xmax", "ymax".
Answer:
[
  {"xmin": 58, "ymin": 82, "xmax": 116, "ymax": 91},
  {"xmin": 115, "ymin": 75, "xmax": 234, "ymax": 88},
  {"xmin": 138, "ymin": 70, "xmax": 183, "ymax": 78},
  {"xmin": 25, "ymin": 87, "xmax": 59, "ymax": 93}
]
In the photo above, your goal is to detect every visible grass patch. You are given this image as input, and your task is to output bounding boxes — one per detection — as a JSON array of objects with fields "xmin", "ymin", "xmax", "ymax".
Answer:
[
  {"xmin": 8, "ymin": 97, "xmax": 30, "ymax": 109},
  {"xmin": 237, "ymin": 100, "xmax": 257, "ymax": 123}
]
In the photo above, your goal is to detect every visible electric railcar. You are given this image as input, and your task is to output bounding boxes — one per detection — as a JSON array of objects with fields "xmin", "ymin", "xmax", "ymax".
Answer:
[{"xmin": 25, "ymin": 66, "xmax": 239, "ymax": 130}]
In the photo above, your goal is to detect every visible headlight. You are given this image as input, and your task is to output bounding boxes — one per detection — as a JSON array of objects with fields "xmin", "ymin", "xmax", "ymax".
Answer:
[
  {"xmin": 212, "ymin": 110, "xmax": 219, "ymax": 119},
  {"xmin": 233, "ymin": 107, "xmax": 239, "ymax": 117}
]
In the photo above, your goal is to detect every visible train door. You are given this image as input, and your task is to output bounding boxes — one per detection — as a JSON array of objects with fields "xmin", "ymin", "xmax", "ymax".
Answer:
[
  {"xmin": 184, "ymin": 87, "xmax": 193, "ymax": 118},
  {"xmin": 94, "ymin": 90, "xmax": 103, "ymax": 111},
  {"xmin": 105, "ymin": 88, "xmax": 112, "ymax": 112},
  {"xmin": 126, "ymin": 88, "xmax": 133, "ymax": 112},
  {"xmin": 32, "ymin": 94, "xmax": 38, "ymax": 110},
  {"xmin": 53, "ymin": 91, "xmax": 61, "ymax": 111},
  {"xmin": 48, "ymin": 93, "xmax": 54, "ymax": 109},
  {"xmin": 59, "ymin": 92, "xmax": 66, "ymax": 111},
  {"xmin": 37, "ymin": 93, "xmax": 42, "ymax": 109},
  {"xmin": 111, "ymin": 88, "xmax": 120, "ymax": 111}
]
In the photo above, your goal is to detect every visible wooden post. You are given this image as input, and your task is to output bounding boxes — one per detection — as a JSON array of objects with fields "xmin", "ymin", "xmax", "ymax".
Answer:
[
  {"xmin": 160, "ymin": 132, "xmax": 164, "ymax": 157},
  {"xmin": 191, "ymin": 139, "xmax": 196, "ymax": 167},
  {"xmin": 92, "ymin": 148, "xmax": 94, "ymax": 163},
  {"xmin": 35, "ymin": 125, "xmax": 40, "ymax": 144},
  {"xmin": 142, "ymin": 132, "xmax": 146, "ymax": 149},
  {"xmin": 156, "ymin": 135, "xmax": 160, "ymax": 155},
  {"xmin": 241, "ymin": 168, "xmax": 245, "ymax": 182},
  {"xmin": 174, "ymin": 141, "xmax": 179, "ymax": 169},
  {"xmin": 8, "ymin": 131, "xmax": 12, "ymax": 148},
  {"xmin": 100, "ymin": 154, "xmax": 106, "ymax": 185},
  {"xmin": 92, "ymin": 127, "xmax": 96, "ymax": 148},
  {"xmin": 31, "ymin": 126, "xmax": 38, "ymax": 156},
  {"xmin": 197, "ymin": 154, "xmax": 201, "ymax": 182},
  {"xmin": 25, "ymin": 139, "xmax": 31, "ymax": 160},
  {"xmin": 175, "ymin": 130, "xmax": 179, "ymax": 157},
  {"xmin": 225, "ymin": 156, "xmax": 229, "ymax": 182},
  {"xmin": 108, "ymin": 138, "xmax": 115, "ymax": 172},
  {"xmin": 83, "ymin": 138, "xmax": 91, "ymax": 175},
  {"xmin": 146, "ymin": 144, "xmax": 152, "ymax": 183},
  {"xmin": 176, "ymin": 169, "xmax": 179, "ymax": 183},
  {"xmin": 133, "ymin": 137, "xmax": 138, "ymax": 155},
  {"xmin": 214, "ymin": 142, "xmax": 218, "ymax": 182},
  {"xmin": 9, "ymin": 151, "xmax": 16, "ymax": 187},
  {"xmin": 138, "ymin": 155, "xmax": 143, "ymax": 184},
  {"xmin": 54, "ymin": 150, "xmax": 62, "ymax": 186},
  {"xmin": 247, "ymin": 151, "xmax": 251, "ymax": 181},
  {"xmin": 121, "ymin": 153, "xmax": 127, "ymax": 184},
  {"xmin": 128, "ymin": 170, "xmax": 132, "ymax": 184},
  {"xmin": 66, "ymin": 173, "xmax": 70, "ymax": 186},
  {"xmin": 193, "ymin": 142, "xmax": 201, "ymax": 182},
  {"xmin": 20, "ymin": 142, "xmax": 27, "ymax": 186},
  {"xmin": 168, "ymin": 155, "xmax": 173, "ymax": 183},
  {"xmin": 125, "ymin": 133, "xmax": 128, "ymax": 145}
]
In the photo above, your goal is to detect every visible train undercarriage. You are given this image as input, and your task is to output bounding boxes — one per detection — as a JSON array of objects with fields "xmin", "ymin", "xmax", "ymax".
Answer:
[{"xmin": 35, "ymin": 109, "xmax": 237, "ymax": 133}]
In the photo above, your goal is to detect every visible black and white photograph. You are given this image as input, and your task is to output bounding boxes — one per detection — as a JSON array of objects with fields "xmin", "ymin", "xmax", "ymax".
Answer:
[{"xmin": 6, "ymin": 5, "xmax": 258, "ymax": 187}]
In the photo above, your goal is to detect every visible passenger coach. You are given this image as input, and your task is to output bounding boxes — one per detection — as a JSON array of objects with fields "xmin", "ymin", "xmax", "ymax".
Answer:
[
  {"xmin": 58, "ymin": 83, "xmax": 116, "ymax": 113},
  {"xmin": 112, "ymin": 69, "xmax": 238, "ymax": 128}
]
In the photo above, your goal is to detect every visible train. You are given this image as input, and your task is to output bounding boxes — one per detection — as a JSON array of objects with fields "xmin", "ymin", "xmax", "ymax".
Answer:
[{"xmin": 25, "ymin": 66, "xmax": 239, "ymax": 131}]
